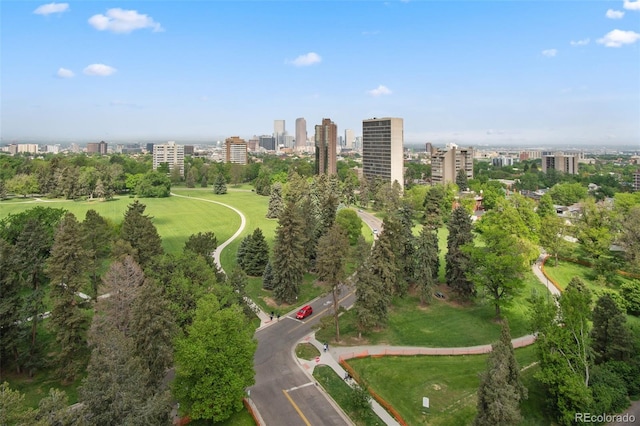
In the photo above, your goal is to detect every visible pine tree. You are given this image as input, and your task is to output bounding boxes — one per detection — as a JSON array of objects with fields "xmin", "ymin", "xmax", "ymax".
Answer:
[
  {"xmin": 0, "ymin": 239, "xmax": 21, "ymax": 372},
  {"xmin": 473, "ymin": 330, "xmax": 524, "ymax": 426},
  {"xmin": 266, "ymin": 182, "xmax": 284, "ymax": 219},
  {"xmin": 243, "ymin": 228, "xmax": 269, "ymax": 276},
  {"xmin": 370, "ymin": 229, "xmax": 399, "ymax": 300},
  {"xmin": 184, "ymin": 231, "xmax": 218, "ymax": 268},
  {"xmin": 423, "ymin": 185, "xmax": 444, "ymax": 229},
  {"xmin": 414, "ymin": 226, "xmax": 439, "ymax": 305},
  {"xmin": 213, "ymin": 173, "xmax": 227, "ymax": 194},
  {"xmin": 272, "ymin": 201, "xmax": 307, "ymax": 304},
  {"xmin": 316, "ymin": 223, "xmax": 349, "ymax": 341},
  {"xmin": 200, "ymin": 175, "xmax": 207, "ymax": 188},
  {"xmin": 82, "ymin": 209, "xmax": 113, "ymax": 297},
  {"xmin": 186, "ymin": 168, "xmax": 195, "ymax": 188},
  {"xmin": 456, "ymin": 168, "xmax": 469, "ymax": 191},
  {"xmin": 446, "ymin": 206, "xmax": 475, "ymax": 299},
  {"xmin": 236, "ymin": 234, "xmax": 250, "ymax": 270},
  {"xmin": 120, "ymin": 201, "xmax": 164, "ymax": 268},
  {"xmin": 379, "ymin": 214, "xmax": 410, "ymax": 295},
  {"xmin": 354, "ymin": 259, "xmax": 390, "ymax": 338},
  {"xmin": 591, "ymin": 293, "xmax": 634, "ymax": 364},
  {"xmin": 262, "ymin": 260, "xmax": 274, "ymax": 290},
  {"xmin": 47, "ymin": 212, "xmax": 90, "ymax": 383}
]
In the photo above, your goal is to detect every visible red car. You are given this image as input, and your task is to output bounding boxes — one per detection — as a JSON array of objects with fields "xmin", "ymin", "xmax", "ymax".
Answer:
[{"xmin": 296, "ymin": 305, "xmax": 313, "ymax": 320}]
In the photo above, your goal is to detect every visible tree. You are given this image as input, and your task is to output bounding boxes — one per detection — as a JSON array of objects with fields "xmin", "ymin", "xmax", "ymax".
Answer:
[
  {"xmin": 213, "ymin": 172, "xmax": 227, "ymax": 194},
  {"xmin": 575, "ymin": 198, "xmax": 614, "ymax": 276},
  {"xmin": 183, "ymin": 231, "xmax": 218, "ymax": 268},
  {"xmin": 240, "ymin": 228, "xmax": 269, "ymax": 277},
  {"xmin": 531, "ymin": 277, "xmax": 593, "ymax": 425},
  {"xmin": 47, "ymin": 212, "xmax": 90, "ymax": 383},
  {"xmin": 6, "ymin": 173, "xmax": 39, "ymax": 197},
  {"xmin": 316, "ymin": 224, "xmax": 350, "ymax": 341},
  {"xmin": 82, "ymin": 209, "xmax": 113, "ymax": 296},
  {"xmin": 0, "ymin": 382, "xmax": 37, "ymax": 425},
  {"xmin": 539, "ymin": 214, "xmax": 570, "ymax": 266},
  {"xmin": 335, "ymin": 208, "xmax": 363, "ymax": 245},
  {"xmin": 590, "ymin": 293, "xmax": 634, "ymax": 364},
  {"xmin": 135, "ymin": 170, "xmax": 171, "ymax": 198},
  {"xmin": 272, "ymin": 201, "xmax": 307, "ymax": 304},
  {"xmin": 414, "ymin": 226, "xmax": 439, "ymax": 305},
  {"xmin": 468, "ymin": 232, "xmax": 528, "ymax": 319},
  {"xmin": 473, "ymin": 323, "xmax": 525, "ymax": 426},
  {"xmin": 456, "ymin": 168, "xmax": 468, "ymax": 191},
  {"xmin": 423, "ymin": 185, "xmax": 444, "ymax": 229},
  {"xmin": 620, "ymin": 280, "xmax": 640, "ymax": 316},
  {"xmin": 262, "ymin": 260, "xmax": 274, "ymax": 290},
  {"xmin": 354, "ymin": 260, "xmax": 389, "ymax": 339},
  {"xmin": 0, "ymin": 239, "xmax": 22, "ymax": 373},
  {"xmin": 200, "ymin": 174, "xmax": 207, "ymax": 188},
  {"xmin": 446, "ymin": 206, "xmax": 475, "ymax": 299},
  {"xmin": 266, "ymin": 182, "xmax": 284, "ymax": 218},
  {"xmin": 120, "ymin": 201, "xmax": 164, "ymax": 268},
  {"xmin": 548, "ymin": 182, "xmax": 588, "ymax": 206},
  {"xmin": 174, "ymin": 295, "xmax": 257, "ymax": 423},
  {"xmin": 536, "ymin": 193, "xmax": 556, "ymax": 219},
  {"xmin": 618, "ymin": 205, "xmax": 640, "ymax": 271}
]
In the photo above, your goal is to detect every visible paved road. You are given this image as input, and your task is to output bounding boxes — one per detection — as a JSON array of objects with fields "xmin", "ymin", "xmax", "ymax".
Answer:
[{"xmin": 252, "ymin": 288, "xmax": 357, "ymax": 426}]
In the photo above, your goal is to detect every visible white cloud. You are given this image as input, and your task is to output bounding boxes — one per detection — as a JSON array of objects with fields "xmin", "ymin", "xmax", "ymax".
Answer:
[
  {"xmin": 83, "ymin": 64, "xmax": 117, "ymax": 76},
  {"xmin": 606, "ymin": 9, "xmax": 625, "ymax": 19},
  {"xmin": 570, "ymin": 38, "xmax": 590, "ymax": 46},
  {"xmin": 542, "ymin": 49, "xmax": 558, "ymax": 57},
  {"xmin": 597, "ymin": 29, "xmax": 640, "ymax": 47},
  {"xmin": 623, "ymin": 0, "xmax": 640, "ymax": 11},
  {"xmin": 287, "ymin": 52, "xmax": 322, "ymax": 67},
  {"xmin": 367, "ymin": 85, "xmax": 392, "ymax": 96},
  {"xmin": 56, "ymin": 68, "xmax": 74, "ymax": 78},
  {"xmin": 33, "ymin": 2, "xmax": 69, "ymax": 15},
  {"xmin": 88, "ymin": 8, "xmax": 164, "ymax": 34}
]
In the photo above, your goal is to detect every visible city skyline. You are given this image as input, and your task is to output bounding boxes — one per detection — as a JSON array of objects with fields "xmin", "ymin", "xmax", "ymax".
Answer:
[{"xmin": 2, "ymin": 1, "xmax": 639, "ymax": 146}]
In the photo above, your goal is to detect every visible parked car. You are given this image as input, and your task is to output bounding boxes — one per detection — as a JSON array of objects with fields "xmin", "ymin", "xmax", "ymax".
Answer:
[{"xmin": 296, "ymin": 305, "xmax": 313, "ymax": 320}]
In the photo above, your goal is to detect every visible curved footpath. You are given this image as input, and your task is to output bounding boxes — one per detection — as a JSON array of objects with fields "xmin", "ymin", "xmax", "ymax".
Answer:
[{"xmin": 177, "ymin": 195, "xmax": 560, "ymax": 426}]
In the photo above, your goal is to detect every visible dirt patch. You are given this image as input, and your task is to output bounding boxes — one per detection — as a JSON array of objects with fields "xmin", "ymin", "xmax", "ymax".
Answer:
[{"xmin": 263, "ymin": 297, "xmax": 290, "ymax": 309}]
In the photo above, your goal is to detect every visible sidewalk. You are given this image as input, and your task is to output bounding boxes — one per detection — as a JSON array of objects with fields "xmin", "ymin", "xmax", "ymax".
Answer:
[{"xmin": 296, "ymin": 333, "xmax": 401, "ymax": 426}]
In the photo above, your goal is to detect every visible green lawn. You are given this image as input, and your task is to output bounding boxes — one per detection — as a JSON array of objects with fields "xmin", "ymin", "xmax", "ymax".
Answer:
[
  {"xmin": 0, "ymin": 195, "xmax": 240, "ymax": 254},
  {"xmin": 317, "ymin": 273, "xmax": 542, "ymax": 347},
  {"xmin": 542, "ymin": 259, "xmax": 634, "ymax": 293},
  {"xmin": 313, "ymin": 365, "xmax": 384, "ymax": 426},
  {"xmin": 347, "ymin": 345, "xmax": 547, "ymax": 426}
]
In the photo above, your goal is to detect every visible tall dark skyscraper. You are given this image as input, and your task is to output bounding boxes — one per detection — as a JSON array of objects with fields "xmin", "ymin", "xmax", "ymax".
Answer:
[{"xmin": 314, "ymin": 118, "xmax": 337, "ymax": 175}]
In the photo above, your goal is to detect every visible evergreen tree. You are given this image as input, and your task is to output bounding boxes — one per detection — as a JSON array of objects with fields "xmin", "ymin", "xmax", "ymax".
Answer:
[
  {"xmin": 185, "ymin": 168, "xmax": 196, "ymax": 188},
  {"xmin": 354, "ymin": 258, "xmax": 390, "ymax": 338},
  {"xmin": 272, "ymin": 201, "xmax": 307, "ymax": 304},
  {"xmin": 174, "ymin": 295, "xmax": 257, "ymax": 423},
  {"xmin": 456, "ymin": 168, "xmax": 468, "ymax": 191},
  {"xmin": 213, "ymin": 172, "xmax": 227, "ymax": 194},
  {"xmin": 236, "ymin": 234, "xmax": 250, "ymax": 271},
  {"xmin": 446, "ymin": 206, "xmax": 475, "ymax": 299},
  {"xmin": 200, "ymin": 175, "xmax": 207, "ymax": 188},
  {"xmin": 266, "ymin": 182, "xmax": 284, "ymax": 219},
  {"xmin": 183, "ymin": 231, "xmax": 218, "ymax": 268},
  {"xmin": 262, "ymin": 260, "xmax": 274, "ymax": 290},
  {"xmin": 423, "ymin": 185, "xmax": 444, "ymax": 229},
  {"xmin": 120, "ymin": 201, "xmax": 164, "ymax": 268},
  {"xmin": 0, "ymin": 239, "xmax": 22, "ymax": 372},
  {"xmin": 130, "ymin": 279, "xmax": 177, "ymax": 387},
  {"xmin": 47, "ymin": 212, "xmax": 90, "ymax": 383},
  {"xmin": 379, "ymin": 212, "xmax": 411, "ymax": 295},
  {"xmin": 369, "ymin": 228, "xmax": 399, "ymax": 300},
  {"xmin": 0, "ymin": 180, "xmax": 7, "ymax": 200},
  {"xmin": 473, "ymin": 324, "xmax": 524, "ymax": 426},
  {"xmin": 82, "ymin": 209, "xmax": 113, "ymax": 297},
  {"xmin": 590, "ymin": 293, "xmax": 634, "ymax": 364},
  {"xmin": 316, "ymin": 223, "xmax": 349, "ymax": 341},
  {"xmin": 243, "ymin": 228, "xmax": 270, "ymax": 276},
  {"xmin": 414, "ymin": 227, "xmax": 439, "ymax": 305}
]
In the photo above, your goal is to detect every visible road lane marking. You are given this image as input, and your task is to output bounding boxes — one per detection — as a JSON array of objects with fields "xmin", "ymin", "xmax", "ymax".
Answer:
[
  {"xmin": 287, "ymin": 382, "xmax": 315, "ymax": 392},
  {"xmin": 282, "ymin": 389, "xmax": 312, "ymax": 426}
]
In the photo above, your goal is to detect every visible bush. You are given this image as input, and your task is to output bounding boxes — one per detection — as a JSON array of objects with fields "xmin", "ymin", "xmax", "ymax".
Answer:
[{"xmin": 620, "ymin": 280, "xmax": 640, "ymax": 316}]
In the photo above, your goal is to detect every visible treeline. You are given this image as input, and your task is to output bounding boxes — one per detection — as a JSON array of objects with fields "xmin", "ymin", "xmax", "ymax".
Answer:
[{"xmin": 0, "ymin": 202, "xmax": 256, "ymax": 424}]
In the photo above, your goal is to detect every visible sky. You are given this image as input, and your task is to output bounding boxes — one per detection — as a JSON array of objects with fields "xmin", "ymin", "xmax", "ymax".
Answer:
[{"xmin": 1, "ymin": 0, "xmax": 639, "ymax": 147}]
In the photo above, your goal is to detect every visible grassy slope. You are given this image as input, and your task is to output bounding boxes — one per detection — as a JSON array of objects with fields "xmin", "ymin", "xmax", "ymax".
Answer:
[{"xmin": 347, "ymin": 345, "xmax": 545, "ymax": 426}]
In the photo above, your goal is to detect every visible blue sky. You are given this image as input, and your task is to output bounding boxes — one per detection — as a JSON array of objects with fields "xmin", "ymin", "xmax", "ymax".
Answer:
[{"xmin": 2, "ymin": 0, "xmax": 639, "ymax": 146}]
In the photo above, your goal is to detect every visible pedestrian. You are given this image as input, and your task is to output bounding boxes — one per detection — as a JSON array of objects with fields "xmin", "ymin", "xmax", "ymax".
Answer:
[
  {"xmin": 277, "ymin": 313, "xmax": 280, "ymax": 321},
  {"xmin": 323, "ymin": 343, "xmax": 328, "ymax": 352},
  {"xmin": 270, "ymin": 312, "xmax": 273, "ymax": 321}
]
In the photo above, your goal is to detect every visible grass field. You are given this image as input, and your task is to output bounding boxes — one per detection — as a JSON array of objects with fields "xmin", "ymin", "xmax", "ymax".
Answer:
[
  {"xmin": 313, "ymin": 365, "xmax": 384, "ymax": 426},
  {"xmin": 317, "ymin": 272, "xmax": 542, "ymax": 347},
  {"xmin": 346, "ymin": 345, "xmax": 546, "ymax": 426},
  {"xmin": 542, "ymin": 258, "xmax": 635, "ymax": 293},
  {"xmin": 0, "ymin": 194, "xmax": 240, "ymax": 254}
]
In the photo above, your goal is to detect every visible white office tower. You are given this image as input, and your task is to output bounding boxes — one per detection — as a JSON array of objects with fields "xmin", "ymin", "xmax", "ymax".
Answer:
[
  {"xmin": 274, "ymin": 120, "xmax": 286, "ymax": 147},
  {"xmin": 362, "ymin": 117, "xmax": 404, "ymax": 190},
  {"xmin": 295, "ymin": 118, "xmax": 307, "ymax": 150},
  {"xmin": 153, "ymin": 141, "xmax": 185, "ymax": 176}
]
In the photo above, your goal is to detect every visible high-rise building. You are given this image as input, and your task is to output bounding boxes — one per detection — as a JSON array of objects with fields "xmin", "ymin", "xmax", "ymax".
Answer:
[
  {"xmin": 295, "ymin": 118, "xmax": 307, "ymax": 149},
  {"xmin": 224, "ymin": 136, "xmax": 248, "ymax": 165},
  {"xmin": 430, "ymin": 144, "xmax": 473, "ymax": 185},
  {"xmin": 315, "ymin": 118, "xmax": 338, "ymax": 175},
  {"xmin": 153, "ymin": 141, "xmax": 185, "ymax": 176},
  {"xmin": 633, "ymin": 170, "xmax": 640, "ymax": 192},
  {"xmin": 344, "ymin": 129, "xmax": 354, "ymax": 149},
  {"xmin": 362, "ymin": 117, "xmax": 404, "ymax": 189},
  {"xmin": 542, "ymin": 152, "xmax": 579, "ymax": 174},
  {"xmin": 259, "ymin": 135, "xmax": 275, "ymax": 151},
  {"xmin": 274, "ymin": 119, "xmax": 286, "ymax": 147},
  {"xmin": 87, "ymin": 141, "xmax": 108, "ymax": 155}
]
